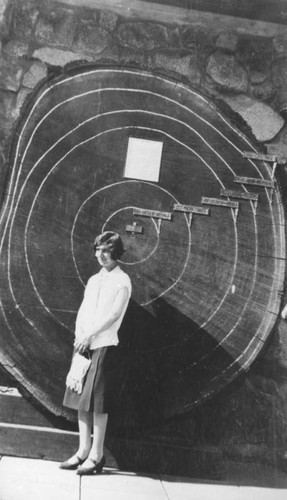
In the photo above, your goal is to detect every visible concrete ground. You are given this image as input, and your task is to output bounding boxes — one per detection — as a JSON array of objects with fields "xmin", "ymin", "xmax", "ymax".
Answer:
[{"xmin": 1, "ymin": 456, "xmax": 287, "ymax": 500}]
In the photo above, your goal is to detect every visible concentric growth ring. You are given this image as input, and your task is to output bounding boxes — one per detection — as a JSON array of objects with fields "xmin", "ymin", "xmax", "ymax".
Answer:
[{"xmin": 0, "ymin": 67, "xmax": 284, "ymax": 423}]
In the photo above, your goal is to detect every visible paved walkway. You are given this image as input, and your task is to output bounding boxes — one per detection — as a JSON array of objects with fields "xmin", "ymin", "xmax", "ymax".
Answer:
[{"xmin": 1, "ymin": 455, "xmax": 287, "ymax": 500}]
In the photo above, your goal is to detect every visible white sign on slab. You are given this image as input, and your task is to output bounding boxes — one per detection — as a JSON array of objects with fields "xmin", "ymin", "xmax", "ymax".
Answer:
[{"xmin": 124, "ymin": 137, "xmax": 163, "ymax": 182}]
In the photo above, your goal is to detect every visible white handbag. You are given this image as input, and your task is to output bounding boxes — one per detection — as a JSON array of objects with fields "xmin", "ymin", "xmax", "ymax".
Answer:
[{"xmin": 66, "ymin": 352, "xmax": 91, "ymax": 394}]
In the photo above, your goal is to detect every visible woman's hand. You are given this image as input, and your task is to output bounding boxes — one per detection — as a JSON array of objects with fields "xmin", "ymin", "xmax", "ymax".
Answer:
[{"xmin": 74, "ymin": 336, "xmax": 90, "ymax": 354}]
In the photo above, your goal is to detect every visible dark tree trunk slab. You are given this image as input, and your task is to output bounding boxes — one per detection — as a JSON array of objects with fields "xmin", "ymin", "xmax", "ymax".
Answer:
[{"xmin": 0, "ymin": 66, "xmax": 285, "ymax": 427}]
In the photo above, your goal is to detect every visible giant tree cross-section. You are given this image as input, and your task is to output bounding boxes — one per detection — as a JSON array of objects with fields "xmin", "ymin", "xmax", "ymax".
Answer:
[{"xmin": 0, "ymin": 66, "xmax": 285, "ymax": 427}]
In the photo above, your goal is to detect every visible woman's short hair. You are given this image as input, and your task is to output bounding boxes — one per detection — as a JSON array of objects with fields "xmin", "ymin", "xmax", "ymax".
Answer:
[{"xmin": 93, "ymin": 231, "xmax": 124, "ymax": 260}]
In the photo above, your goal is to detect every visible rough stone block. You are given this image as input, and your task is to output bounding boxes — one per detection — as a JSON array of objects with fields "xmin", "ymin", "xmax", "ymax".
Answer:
[
  {"xmin": 222, "ymin": 94, "xmax": 284, "ymax": 142},
  {"xmin": 88, "ymin": 44, "xmax": 120, "ymax": 64},
  {"xmin": 0, "ymin": 119, "xmax": 13, "ymax": 146},
  {"xmin": 238, "ymin": 36, "xmax": 274, "ymax": 70},
  {"xmin": 206, "ymin": 51, "xmax": 248, "ymax": 92},
  {"xmin": 154, "ymin": 53, "xmax": 201, "ymax": 84},
  {"xmin": 266, "ymin": 125, "xmax": 287, "ymax": 161},
  {"xmin": 0, "ymin": 0, "xmax": 10, "ymax": 20},
  {"xmin": 271, "ymin": 57, "xmax": 287, "ymax": 88},
  {"xmin": 0, "ymin": 0, "xmax": 11, "ymax": 38},
  {"xmin": 119, "ymin": 48, "xmax": 146, "ymax": 67},
  {"xmin": 35, "ymin": 18, "xmax": 57, "ymax": 45},
  {"xmin": 169, "ymin": 27, "xmax": 181, "ymax": 49},
  {"xmin": 12, "ymin": 87, "xmax": 33, "ymax": 120},
  {"xmin": 214, "ymin": 31, "xmax": 238, "ymax": 52},
  {"xmin": 22, "ymin": 62, "xmax": 48, "ymax": 89},
  {"xmin": 273, "ymin": 35, "xmax": 287, "ymax": 55},
  {"xmin": 0, "ymin": 57, "xmax": 23, "ymax": 92},
  {"xmin": 74, "ymin": 21, "xmax": 110, "ymax": 55},
  {"xmin": 0, "ymin": 88, "xmax": 15, "ymax": 118},
  {"xmin": 154, "ymin": 53, "xmax": 190, "ymax": 77},
  {"xmin": 97, "ymin": 9, "xmax": 118, "ymax": 32},
  {"xmin": 250, "ymin": 70, "xmax": 268, "ymax": 85},
  {"xmin": 3, "ymin": 39, "xmax": 30, "ymax": 59},
  {"xmin": 10, "ymin": 1, "xmax": 39, "ymax": 40},
  {"xmin": 35, "ymin": 11, "xmax": 77, "ymax": 49},
  {"xmin": 182, "ymin": 25, "xmax": 212, "ymax": 51},
  {"xmin": 0, "ymin": 140, "xmax": 10, "ymax": 202},
  {"xmin": 33, "ymin": 47, "xmax": 93, "ymax": 67},
  {"xmin": 189, "ymin": 52, "xmax": 203, "ymax": 84},
  {"xmin": 117, "ymin": 22, "xmax": 169, "ymax": 51},
  {"xmin": 274, "ymin": 88, "xmax": 287, "ymax": 113},
  {"xmin": 252, "ymin": 78, "xmax": 276, "ymax": 101}
]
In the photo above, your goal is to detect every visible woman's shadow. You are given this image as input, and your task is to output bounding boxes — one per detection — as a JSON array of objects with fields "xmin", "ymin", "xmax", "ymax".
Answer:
[{"xmin": 106, "ymin": 296, "xmax": 239, "ymax": 431}]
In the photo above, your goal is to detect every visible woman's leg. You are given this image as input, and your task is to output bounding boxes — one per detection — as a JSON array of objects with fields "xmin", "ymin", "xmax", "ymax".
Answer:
[
  {"xmin": 88, "ymin": 412, "xmax": 108, "ymax": 462},
  {"xmin": 76, "ymin": 411, "xmax": 107, "ymax": 474},
  {"xmin": 77, "ymin": 409, "xmax": 93, "ymax": 458},
  {"xmin": 60, "ymin": 410, "xmax": 92, "ymax": 467},
  {"xmin": 78, "ymin": 348, "xmax": 109, "ymax": 468}
]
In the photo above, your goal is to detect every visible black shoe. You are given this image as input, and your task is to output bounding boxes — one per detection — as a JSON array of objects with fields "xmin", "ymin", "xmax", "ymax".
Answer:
[
  {"xmin": 76, "ymin": 456, "xmax": 106, "ymax": 476},
  {"xmin": 60, "ymin": 455, "xmax": 85, "ymax": 470}
]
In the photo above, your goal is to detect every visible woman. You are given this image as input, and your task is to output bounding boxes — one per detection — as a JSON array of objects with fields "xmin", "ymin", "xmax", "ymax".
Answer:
[{"xmin": 60, "ymin": 231, "xmax": 132, "ymax": 475}]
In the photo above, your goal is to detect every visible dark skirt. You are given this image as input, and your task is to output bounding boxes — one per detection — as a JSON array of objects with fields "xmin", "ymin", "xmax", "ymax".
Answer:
[{"xmin": 63, "ymin": 346, "xmax": 111, "ymax": 413}]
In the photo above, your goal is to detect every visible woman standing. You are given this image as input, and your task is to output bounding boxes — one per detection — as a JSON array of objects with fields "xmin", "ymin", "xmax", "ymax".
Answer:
[{"xmin": 60, "ymin": 231, "xmax": 132, "ymax": 475}]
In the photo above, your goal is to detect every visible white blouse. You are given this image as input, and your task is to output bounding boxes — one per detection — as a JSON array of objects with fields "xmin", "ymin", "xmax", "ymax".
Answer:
[{"xmin": 75, "ymin": 266, "xmax": 132, "ymax": 349}]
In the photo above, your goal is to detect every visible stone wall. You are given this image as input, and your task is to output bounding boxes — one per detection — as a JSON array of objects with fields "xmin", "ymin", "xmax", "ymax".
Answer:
[{"xmin": 1, "ymin": 0, "xmax": 287, "ymax": 471}]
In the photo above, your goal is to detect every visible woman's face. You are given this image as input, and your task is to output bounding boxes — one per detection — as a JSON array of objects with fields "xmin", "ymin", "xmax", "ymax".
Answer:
[{"xmin": 95, "ymin": 244, "xmax": 116, "ymax": 270}]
